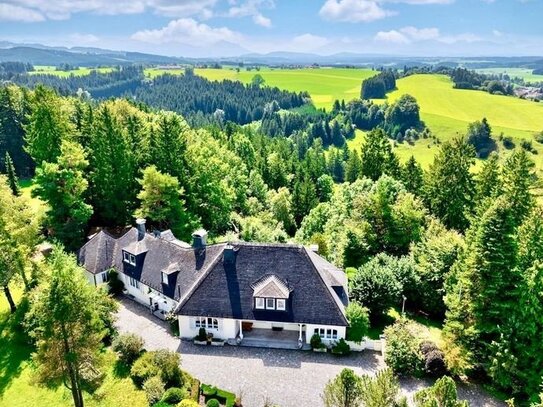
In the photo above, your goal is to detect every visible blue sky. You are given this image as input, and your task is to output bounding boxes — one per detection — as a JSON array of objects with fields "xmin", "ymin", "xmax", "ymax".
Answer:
[{"xmin": 0, "ymin": 0, "xmax": 542, "ymax": 57}]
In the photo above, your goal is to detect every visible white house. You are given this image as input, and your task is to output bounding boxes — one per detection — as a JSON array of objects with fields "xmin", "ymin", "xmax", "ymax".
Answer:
[{"xmin": 78, "ymin": 219, "xmax": 349, "ymax": 347}]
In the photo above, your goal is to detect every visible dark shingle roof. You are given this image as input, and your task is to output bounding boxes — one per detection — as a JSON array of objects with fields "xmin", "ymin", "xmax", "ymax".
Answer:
[
  {"xmin": 77, "ymin": 228, "xmax": 224, "ymax": 302},
  {"xmin": 176, "ymin": 242, "xmax": 348, "ymax": 326}
]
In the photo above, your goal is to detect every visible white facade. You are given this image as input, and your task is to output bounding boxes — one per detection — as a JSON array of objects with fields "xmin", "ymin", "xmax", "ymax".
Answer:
[
  {"xmin": 119, "ymin": 272, "xmax": 177, "ymax": 313},
  {"xmin": 178, "ymin": 315, "xmax": 346, "ymax": 344},
  {"xmin": 85, "ymin": 270, "xmax": 110, "ymax": 288}
]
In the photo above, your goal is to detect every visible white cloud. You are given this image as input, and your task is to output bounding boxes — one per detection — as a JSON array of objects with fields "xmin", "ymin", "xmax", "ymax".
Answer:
[
  {"xmin": 227, "ymin": 0, "xmax": 274, "ymax": 27},
  {"xmin": 0, "ymin": 3, "xmax": 44, "ymax": 22},
  {"xmin": 375, "ymin": 30, "xmax": 410, "ymax": 43},
  {"xmin": 0, "ymin": 0, "xmax": 216, "ymax": 21},
  {"xmin": 69, "ymin": 33, "xmax": 100, "ymax": 44},
  {"xmin": 131, "ymin": 18, "xmax": 242, "ymax": 45},
  {"xmin": 384, "ymin": 0, "xmax": 454, "ymax": 4},
  {"xmin": 292, "ymin": 33, "xmax": 331, "ymax": 50},
  {"xmin": 438, "ymin": 33, "xmax": 482, "ymax": 44},
  {"xmin": 319, "ymin": 0, "xmax": 395, "ymax": 22},
  {"xmin": 492, "ymin": 29, "xmax": 502, "ymax": 37}
]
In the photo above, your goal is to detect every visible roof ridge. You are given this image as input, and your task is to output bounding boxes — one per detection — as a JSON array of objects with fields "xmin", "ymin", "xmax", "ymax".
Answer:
[{"xmin": 301, "ymin": 246, "xmax": 348, "ymax": 325}]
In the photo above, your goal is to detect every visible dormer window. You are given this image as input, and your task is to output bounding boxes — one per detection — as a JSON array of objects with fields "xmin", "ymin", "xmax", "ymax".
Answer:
[
  {"xmin": 276, "ymin": 299, "xmax": 286, "ymax": 311},
  {"xmin": 123, "ymin": 251, "xmax": 136, "ymax": 266},
  {"xmin": 266, "ymin": 298, "xmax": 275, "ymax": 310},
  {"xmin": 255, "ymin": 297, "xmax": 265, "ymax": 309},
  {"xmin": 162, "ymin": 272, "xmax": 168, "ymax": 285}
]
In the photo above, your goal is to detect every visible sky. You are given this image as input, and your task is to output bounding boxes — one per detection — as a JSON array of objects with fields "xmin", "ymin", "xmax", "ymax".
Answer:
[{"xmin": 0, "ymin": 0, "xmax": 542, "ymax": 58}]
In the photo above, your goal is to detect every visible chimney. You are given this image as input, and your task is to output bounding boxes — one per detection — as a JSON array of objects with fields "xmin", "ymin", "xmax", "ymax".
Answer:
[
  {"xmin": 192, "ymin": 229, "xmax": 207, "ymax": 249},
  {"xmin": 223, "ymin": 244, "xmax": 238, "ymax": 265},
  {"xmin": 136, "ymin": 218, "xmax": 146, "ymax": 241}
]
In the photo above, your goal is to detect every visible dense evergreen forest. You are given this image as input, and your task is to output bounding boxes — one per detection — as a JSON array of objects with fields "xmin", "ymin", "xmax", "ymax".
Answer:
[{"xmin": 1, "ymin": 68, "xmax": 543, "ymax": 404}]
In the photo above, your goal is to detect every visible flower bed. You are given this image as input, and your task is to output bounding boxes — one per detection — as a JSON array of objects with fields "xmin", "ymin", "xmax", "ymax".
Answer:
[{"xmin": 201, "ymin": 384, "xmax": 237, "ymax": 407}]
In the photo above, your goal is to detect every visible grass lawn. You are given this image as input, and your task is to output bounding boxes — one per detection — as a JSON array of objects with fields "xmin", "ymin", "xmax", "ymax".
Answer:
[
  {"xmin": 0, "ymin": 285, "xmax": 147, "ymax": 407},
  {"xmin": 18, "ymin": 178, "xmax": 45, "ymax": 218},
  {"xmin": 475, "ymin": 67, "xmax": 543, "ymax": 84},
  {"xmin": 30, "ymin": 66, "xmax": 114, "ymax": 77},
  {"xmin": 145, "ymin": 67, "xmax": 377, "ymax": 110}
]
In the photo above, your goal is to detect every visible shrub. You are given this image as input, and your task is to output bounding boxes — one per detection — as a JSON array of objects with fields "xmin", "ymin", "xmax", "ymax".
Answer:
[
  {"xmin": 419, "ymin": 340, "xmax": 439, "ymax": 356},
  {"xmin": 206, "ymin": 399, "xmax": 220, "ymax": 407},
  {"xmin": 112, "ymin": 333, "xmax": 145, "ymax": 365},
  {"xmin": 131, "ymin": 352, "xmax": 160, "ymax": 387},
  {"xmin": 178, "ymin": 401, "xmax": 200, "ymax": 407},
  {"xmin": 197, "ymin": 327, "xmax": 207, "ymax": 341},
  {"xmin": 384, "ymin": 320, "xmax": 423, "ymax": 376},
  {"xmin": 152, "ymin": 402, "xmax": 171, "ymax": 407},
  {"xmin": 331, "ymin": 338, "xmax": 351, "ymax": 356},
  {"xmin": 425, "ymin": 349, "xmax": 447, "ymax": 377},
  {"xmin": 162, "ymin": 387, "xmax": 187, "ymax": 404},
  {"xmin": 535, "ymin": 132, "xmax": 543, "ymax": 144},
  {"xmin": 502, "ymin": 136, "xmax": 515, "ymax": 149},
  {"xmin": 345, "ymin": 301, "xmax": 370, "ymax": 342},
  {"xmin": 310, "ymin": 333, "xmax": 324, "ymax": 349},
  {"xmin": 201, "ymin": 384, "xmax": 217, "ymax": 397},
  {"xmin": 143, "ymin": 376, "xmax": 165, "ymax": 405},
  {"xmin": 108, "ymin": 269, "xmax": 124, "ymax": 294}
]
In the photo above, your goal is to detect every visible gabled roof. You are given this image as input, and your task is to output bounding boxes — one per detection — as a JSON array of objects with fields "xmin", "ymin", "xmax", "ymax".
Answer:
[
  {"xmin": 251, "ymin": 274, "xmax": 291, "ymax": 299},
  {"xmin": 176, "ymin": 242, "xmax": 349, "ymax": 326}
]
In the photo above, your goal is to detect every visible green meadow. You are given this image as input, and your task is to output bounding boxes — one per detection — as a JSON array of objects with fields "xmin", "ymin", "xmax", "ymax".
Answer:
[
  {"xmin": 177, "ymin": 67, "xmax": 377, "ymax": 110},
  {"xmin": 30, "ymin": 65, "xmax": 114, "ymax": 77},
  {"xmin": 475, "ymin": 67, "xmax": 543, "ymax": 83}
]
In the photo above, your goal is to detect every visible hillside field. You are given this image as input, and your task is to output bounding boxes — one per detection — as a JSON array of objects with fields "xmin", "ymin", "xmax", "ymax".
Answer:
[
  {"xmin": 30, "ymin": 65, "xmax": 114, "ymax": 77},
  {"xmin": 475, "ymin": 67, "xmax": 543, "ymax": 83},
  {"xmin": 147, "ymin": 67, "xmax": 377, "ymax": 110}
]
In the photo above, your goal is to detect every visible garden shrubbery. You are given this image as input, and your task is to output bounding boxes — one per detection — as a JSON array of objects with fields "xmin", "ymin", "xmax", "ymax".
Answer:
[
  {"xmin": 384, "ymin": 320, "xmax": 423, "ymax": 376},
  {"xmin": 143, "ymin": 376, "xmax": 165, "ymax": 405},
  {"xmin": 331, "ymin": 338, "xmax": 351, "ymax": 356},
  {"xmin": 310, "ymin": 333, "xmax": 325, "ymax": 350},
  {"xmin": 161, "ymin": 387, "xmax": 187, "ymax": 404},
  {"xmin": 345, "ymin": 301, "xmax": 370, "ymax": 342},
  {"xmin": 112, "ymin": 333, "xmax": 144, "ymax": 365}
]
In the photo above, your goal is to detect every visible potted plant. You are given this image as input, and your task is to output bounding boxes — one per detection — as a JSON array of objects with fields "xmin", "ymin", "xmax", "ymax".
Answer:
[
  {"xmin": 211, "ymin": 337, "xmax": 225, "ymax": 347},
  {"xmin": 194, "ymin": 327, "xmax": 208, "ymax": 345},
  {"xmin": 310, "ymin": 333, "xmax": 327, "ymax": 353},
  {"xmin": 206, "ymin": 332, "xmax": 214, "ymax": 345}
]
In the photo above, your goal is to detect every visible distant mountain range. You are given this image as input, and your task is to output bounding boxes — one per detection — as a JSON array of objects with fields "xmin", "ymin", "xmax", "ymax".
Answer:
[{"xmin": 0, "ymin": 41, "xmax": 541, "ymax": 69}]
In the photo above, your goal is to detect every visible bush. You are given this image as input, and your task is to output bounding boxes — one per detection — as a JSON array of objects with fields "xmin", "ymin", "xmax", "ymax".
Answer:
[
  {"xmin": 131, "ymin": 350, "xmax": 182, "ymax": 388},
  {"xmin": 152, "ymin": 402, "xmax": 171, "ymax": 407},
  {"xmin": 419, "ymin": 340, "xmax": 439, "ymax": 356},
  {"xmin": 197, "ymin": 327, "xmax": 207, "ymax": 342},
  {"xmin": 425, "ymin": 349, "xmax": 447, "ymax": 377},
  {"xmin": 384, "ymin": 320, "xmax": 423, "ymax": 376},
  {"xmin": 206, "ymin": 400, "xmax": 220, "ymax": 407},
  {"xmin": 178, "ymin": 401, "xmax": 200, "ymax": 407},
  {"xmin": 162, "ymin": 387, "xmax": 187, "ymax": 404},
  {"xmin": 345, "ymin": 301, "xmax": 370, "ymax": 342},
  {"xmin": 143, "ymin": 376, "xmax": 165, "ymax": 405},
  {"xmin": 502, "ymin": 136, "xmax": 515, "ymax": 149},
  {"xmin": 108, "ymin": 269, "xmax": 124, "ymax": 294},
  {"xmin": 331, "ymin": 338, "xmax": 351, "ymax": 356},
  {"xmin": 310, "ymin": 333, "xmax": 324, "ymax": 349},
  {"xmin": 112, "ymin": 333, "xmax": 145, "ymax": 365},
  {"xmin": 201, "ymin": 384, "xmax": 217, "ymax": 397}
]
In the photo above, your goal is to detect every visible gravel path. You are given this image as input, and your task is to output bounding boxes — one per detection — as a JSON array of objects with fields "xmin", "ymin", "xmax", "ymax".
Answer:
[{"xmin": 115, "ymin": 298, "xmax": 504, "ymax": 407}]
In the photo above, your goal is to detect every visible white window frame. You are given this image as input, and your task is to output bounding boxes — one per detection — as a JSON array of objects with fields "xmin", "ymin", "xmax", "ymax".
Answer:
[
  {"xmin": 255, "ymin": 297, "xmax": 265, "ymax": 309},
  {"xmin": 162, "ymin": 272, "xmax": 168, "ymax": 285},
  {"xmin": 129, "ymin": 277, "xmax": 139, "ymax": 289},
  {"xmin": 276, "ymin": 299, "xmax": 286, "ymax": 311},
  {"xmin": 194, "ymin": 317, "xmax": 219, "ymax": 330},
  {"xmin": 129, "ymin": 254, "xmax": 136, "ymax": 266},
  {"xmin": 265, "ymin": 298, "xmax": 275, "ymax": 310},
  {"xmin": 100, "ymin": 271, "xmax": 109, "ymax": 284},
  {"xmin": 123, "ymin": 251, "xmax": 130, "ymax": 263},
  {"xmin": 314, "ymin": 328, "xmax": 338, "ymax": 340}
]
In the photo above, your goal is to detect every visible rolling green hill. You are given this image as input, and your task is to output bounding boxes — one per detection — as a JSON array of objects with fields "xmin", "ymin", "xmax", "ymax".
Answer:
[
  {"xmin": 30, "ymin": 65, "xmax": 114, "ymax": 77},
  {"xmin": 179, "ymin": 67, "xmax": 377, "ymax": 110}
]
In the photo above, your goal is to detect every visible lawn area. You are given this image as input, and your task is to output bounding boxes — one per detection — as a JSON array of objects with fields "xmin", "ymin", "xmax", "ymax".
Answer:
[
  {"xmin": 18, "ymin": 178, "xmax": 45, "ymax": 218},
  {"xmin": 30, "ymin": 66, "xmax": 114, "ymax": 77},
  {"xmin": 0, "ymin": 285, "xmax": 147, "ymax": 407},
  {"xmin": 475, "ymin": 67, "xmax": 543, "ymax": 84},
  {"xmin": 144, "ymin": 66, "xmax": 377, "ymax": 110}
]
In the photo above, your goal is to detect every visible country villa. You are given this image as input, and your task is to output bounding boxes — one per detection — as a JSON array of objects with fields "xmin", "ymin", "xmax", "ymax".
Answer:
[{"xmin": 78, "ymin": 219, "xmax": 349, "ymax": 349}]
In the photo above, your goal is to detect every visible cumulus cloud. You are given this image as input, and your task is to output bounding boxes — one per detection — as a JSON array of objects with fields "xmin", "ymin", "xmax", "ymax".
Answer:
[
  {"xmin": 131, "ymin": 18, "xmax": 242, "ymax": 45},
  {"xmin": 375, "ymin": 30, "xmax": 410, "ymax": 43},
  {"xmin": 319, "ymin": 0, "xmax": 395, "ymax": 22},
  {"xmin": 0, "ymin": 3, "xmax": 45, "ymax": 22},
  {"xmin": 319, "ymin": 0, "xmax": 453, "ymax": 23},
  {"xmin": 227, "ymin": 0, "xmax": 274, "ymax": 27},
  {"xmin": 375, "ymin": 26, "xmax": 439, "ymax": 43},
  {"xmin": 291, "ymin": 33, "xmax": 331, "ymax": 50},
  {"xmin": 0, "ymin": 0, "xmax": 216, "ymax": 21}
]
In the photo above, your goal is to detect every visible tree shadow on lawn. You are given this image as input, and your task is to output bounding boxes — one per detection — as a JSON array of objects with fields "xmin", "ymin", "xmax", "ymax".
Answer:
[{"xmin": 0, "ymin": 300, "xmax": 33, "ymax": 397}]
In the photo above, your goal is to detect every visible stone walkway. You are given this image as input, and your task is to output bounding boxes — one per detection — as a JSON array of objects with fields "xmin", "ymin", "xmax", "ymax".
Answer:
[{"xmin": 115, "ymin": 298, "xmax": 504, "ymax": 407}]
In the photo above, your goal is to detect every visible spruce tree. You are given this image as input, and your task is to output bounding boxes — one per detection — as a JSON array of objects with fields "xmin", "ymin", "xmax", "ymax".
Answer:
[
  {"xmin": 475, "ymin": 152, "xmax": 501, "ymax": 203},
  {"xmin": 345, "ymin": 150, "xmax": 362, "ymax": 183},
  {"xmin": 401, "ymin": 155, "xmax": 423, "ymax": 196},
  {"xmin": 4, "ymin": 152, "xmax": 19, "ymax": 196},
  {"xmin": 360, "ymin": 128, "xmax": 400, "ymax": 181},
  {"xmin": 502, "ymin": 148, "xmax": 535, "ymax": 226}
]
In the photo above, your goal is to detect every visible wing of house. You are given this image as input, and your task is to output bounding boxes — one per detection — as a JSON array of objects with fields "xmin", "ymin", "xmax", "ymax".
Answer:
[{"xmin": 78, "ymin": 219, "xmax": 349, "ymax": 347}]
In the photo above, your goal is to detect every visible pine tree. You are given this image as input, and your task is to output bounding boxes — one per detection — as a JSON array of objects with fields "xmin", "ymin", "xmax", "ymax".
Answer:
[
  {"xmin": 424, "ymin": 137, "xmax": 475, "ymax": 231},
  {"xmin": 4, "ymin": 152, "xmax": 19, "ymax": 196},
  {"xmin": 345, "ymin": 150, "xmax": 362, "ymax": 183},
  {"xmin": 401, "ymin": 155, "xmax": 423, "ymax": 196},
  {"xmin": 502, "ymin": 148, "xmax": 535, "ymax": 226},
  {"xmin": 292, "ymin": 176, "xmax": 318, "ymax": 226},
  {"xmin": 475, "ymin": 152, "xmax": 502, "ymax": 203}
]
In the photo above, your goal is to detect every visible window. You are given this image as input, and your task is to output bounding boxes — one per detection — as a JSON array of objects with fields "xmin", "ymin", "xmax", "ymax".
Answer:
[
  {"xmin": 129, "ymin": 254, "xmax": 136, "ymax": 266},
  {"xmin": 162, "ymin": 272, "xmax": 168, "ymax": 285},
  {"xmin": 123, "ymin": 251, "xmax": 130, "ymax": 263},
  {"xmin": 129, "ymin": 277, "xmax": 139, "ymax": 289},
  {"xmin": 314, "ymin": 328, "xmax": 338, "ymax": 340},
  {"xmin": 100, "ymin": 272, "xmax": 109, "ymax": 284},
  {"xmin": 255, "ymin": 297, "xmax": 265, "ymax": 309},
  {"xmin": 123, "ymin": 251, "xmax": 136, "ymax": 266},
  {"xmin": 266, "ymin": 298, "xmax": 275, "ymax": 310},
  {"xmin": 276, "ymin": 299, "xmax": 286, "ymax": 311},
  {"xmin": 194, "ymin": 317, "xmax": 219, "ymax": 330}
]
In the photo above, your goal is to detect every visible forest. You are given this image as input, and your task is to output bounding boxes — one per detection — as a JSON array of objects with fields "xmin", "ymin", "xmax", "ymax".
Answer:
[{"xmin": 1, "ymin": 64, "xmax": 543, "ymax": 405}]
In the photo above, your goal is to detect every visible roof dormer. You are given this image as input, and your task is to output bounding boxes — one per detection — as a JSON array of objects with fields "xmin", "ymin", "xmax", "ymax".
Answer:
[{"xmin": 251, "ymin": 274, "xmax": 291, "ymax": 312}]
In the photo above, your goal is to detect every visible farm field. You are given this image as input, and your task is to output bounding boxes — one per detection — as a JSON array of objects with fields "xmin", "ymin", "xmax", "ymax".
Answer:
[
  {"xmin": 475, "ymin": 67, "xmax": 543, "ymax": 83},
  {"xmin": 183, "ymin": 67, "xmax": 377, "ymax": 110},
  {"xmin": 30, "ymin": 65, "xmax": 114, "ymax": 77}
]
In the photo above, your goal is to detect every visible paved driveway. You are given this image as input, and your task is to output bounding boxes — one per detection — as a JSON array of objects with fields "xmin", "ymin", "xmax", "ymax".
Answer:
[{"xmin": 115, "ymin": 298, "xmax": 504, "ymax": 407}]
